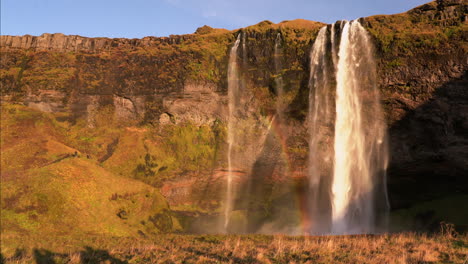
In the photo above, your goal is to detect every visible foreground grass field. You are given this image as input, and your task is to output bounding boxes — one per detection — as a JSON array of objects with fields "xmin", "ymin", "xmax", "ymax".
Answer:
[{"xmin": 1, "ymin": 230, "xmax": 467, "ymax": 264}]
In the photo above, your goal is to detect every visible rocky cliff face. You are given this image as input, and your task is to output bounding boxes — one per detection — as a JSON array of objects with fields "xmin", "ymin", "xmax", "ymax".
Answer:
[
  {"xmin": 0, "ymin": 20, "xmax": 321, "ymax": 126},
  {"xmin": 0, "ymin": 33, "xmax": 196, "ymax": 52},
  {"xmin": 1, "ymin": 0, "xmax": 467, "ymax": 231},
  {"xmin": 362, "ymin": 0, "xmax": 467, "ymax": 216}
]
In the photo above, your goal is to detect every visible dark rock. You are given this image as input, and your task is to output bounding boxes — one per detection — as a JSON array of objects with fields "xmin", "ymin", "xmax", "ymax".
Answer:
[{"xmin": 117, "ymin": 209, "xmax": 128, "ymax": 220}]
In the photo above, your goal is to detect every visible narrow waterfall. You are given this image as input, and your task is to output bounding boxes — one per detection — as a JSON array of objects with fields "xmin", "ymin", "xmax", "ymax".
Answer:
[
  {"xmin": 225, "ymin": 34, "xmax": 242, "ymax": 230},
  {"xmin": 307, "ymin": 26, "xmax": 335, "ymax": 234},
  {"xmin": 274, "ymin": 33, "xmax": 285, "ymax": 120},
  {"xmin": 308, "ymin": 21, "xmax": 389, "ymax": 234}
]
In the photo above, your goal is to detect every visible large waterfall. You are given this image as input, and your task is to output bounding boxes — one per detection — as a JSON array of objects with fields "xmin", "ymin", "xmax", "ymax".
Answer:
[
  {"xmin": 222, "ymin": 21, "xmax": 388, "ymax": 235},
  {"xmin": 307, "ymin": 20, "xmax": 389, "ymax": 234}
]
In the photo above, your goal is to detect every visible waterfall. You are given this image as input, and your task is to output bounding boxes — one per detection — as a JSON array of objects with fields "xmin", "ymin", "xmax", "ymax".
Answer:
[
  {"xmin": 274, "ymin": 33, "xmax": 285, "ymax": 120},
  {"xmin": 307, "ymin": 26, "xmax": 335, "ymax": 234},
  {"xmin": 225, "ymin": 34, "xmax": 241, "ymax": 230},
  {"xmin": 308, "ymin": 21, "xmax": 389, "ymax": 234},
  {"xmin": 222, "ymin": 21, "xmax": 388, "ymax": 235},
  {"xmin": 331, "ymin": 20, "xmax": 388, "ymax": 234}
]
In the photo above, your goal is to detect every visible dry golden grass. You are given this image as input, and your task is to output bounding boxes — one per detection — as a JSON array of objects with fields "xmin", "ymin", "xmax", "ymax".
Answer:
[{"xmin": 1, "ymin": 231, "xmax": 467, "ymax": 264}]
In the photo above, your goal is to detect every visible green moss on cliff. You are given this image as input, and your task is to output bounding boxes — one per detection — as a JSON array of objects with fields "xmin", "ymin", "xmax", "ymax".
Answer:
[
  {"xmin": 102, "ymin": 122, "xmax": 220, "ymax": 187},
  {"xmin": 1, "ymin": 104, "xmax": 177, "ymax": 238},
  {"xmin": 365, "ymin": 1, "xmax": 467, "ymax": 57}
]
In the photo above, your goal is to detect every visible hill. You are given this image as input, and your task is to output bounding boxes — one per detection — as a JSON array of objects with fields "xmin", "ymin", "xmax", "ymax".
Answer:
[{"xmin": 1, "ymin": 104, "xmax": 180, "ymax": 249}]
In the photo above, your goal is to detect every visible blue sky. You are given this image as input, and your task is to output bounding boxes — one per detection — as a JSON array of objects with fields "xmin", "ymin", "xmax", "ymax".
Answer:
[{"xmin": 1, "ymin": 0, "xmax": 430, "ymax": 38}]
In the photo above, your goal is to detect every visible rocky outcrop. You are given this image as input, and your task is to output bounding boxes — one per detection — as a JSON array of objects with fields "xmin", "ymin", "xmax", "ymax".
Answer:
[
  {"xmin": 162, "ymin": 83, "xmax": 226, "ymax": 125},
  {"xmin": 388, "ymin": 74, "xmax": 468, "ymax": 207},
  {"xmin": 409, "ymin": 0, "xmax": 467, "ymax": 26},
  {"xmin": 360, "ymin": 0, "xmax": 468, "ymax": 214},
  {"xmin": 0, "ymin": 33, "xmax": 196, "ymax": 53},
  {"xmin": 0, "ymin": 19, "xmax": 321, "ymax": 126}
]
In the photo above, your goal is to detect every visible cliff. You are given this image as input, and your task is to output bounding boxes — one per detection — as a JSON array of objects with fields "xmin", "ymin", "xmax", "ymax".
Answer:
[
  {"xmin": 363, "ymin": 0, "xmax": 467, "ymax": 221},
  {"xmin": 1, "ymin": 0, "xmax": 467, "ymax": 233}
]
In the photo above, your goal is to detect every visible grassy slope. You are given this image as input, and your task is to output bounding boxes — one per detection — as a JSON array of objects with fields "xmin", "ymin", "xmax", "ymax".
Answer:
[
  {"xmin": 1, "ymin": 232, "xmax": 467, "ymax": 263},
  {"xmin": 0, "ymin": 104, "xmax": 180, "ymax": 243}
]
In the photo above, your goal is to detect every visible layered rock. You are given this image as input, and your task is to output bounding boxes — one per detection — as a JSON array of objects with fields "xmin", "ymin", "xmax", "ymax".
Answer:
[
  {"xmin": 0, "ymin": 33, "xmax": 195, "ymax": 52},
  {"xmin": 361, "ymin": 1, "xmax": 468, "ymax": 223}
]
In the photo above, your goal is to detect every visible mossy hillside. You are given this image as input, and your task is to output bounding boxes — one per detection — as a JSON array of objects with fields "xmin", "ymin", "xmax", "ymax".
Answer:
[
  {"xmin": 366, "ymin": 1, "xmax": 467, "ymax": 57},
  {"xmin": 2, "ymin": 104, "xmax": 226, "ymax": 216},
  {"xmin": 1, "ymin": 104, "xmax": 180, "ymax": 238},
  {"xmin": 0, "ymin": 50, "xmax": 32, "ymax": 99},
  {"xmin": 1, "ymin": 159, "xmax": 175, "ymax": 236},
  {"xmin": 0, "ymin": 104, "xmax": 76, "ymax": 173},
  {"xmin": 101, "ymin": 122, "xmax": 221, "ymax": 188},
  {"xmin": 0, "ymin": 104, "xmax": 121, "ymax": 167},
  {"xmin": 1, "ymin": 102, "xmax": 222, "ymax": 176},
  {"xmin": 0, "ymin": 19, "xmax": 323, "ymax": 215}
]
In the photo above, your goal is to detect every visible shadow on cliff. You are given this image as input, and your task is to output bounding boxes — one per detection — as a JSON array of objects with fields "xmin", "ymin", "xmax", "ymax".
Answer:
[
  {"xmin": 230, "ymin": 117, "xmax": 301, "ymax": 233},
  {"xmin": 241, "ymin": 118, "xmax": 281, "ymax": 233},
  {"xmin": 387, "ymin": 71, "xmax": 468, "ymax": 232}
]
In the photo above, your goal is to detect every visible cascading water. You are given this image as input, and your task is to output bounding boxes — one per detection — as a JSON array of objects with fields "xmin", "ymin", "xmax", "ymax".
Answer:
[
  {"xmin": 222, "ymin": 21, "xmax": 388, "ymax": 235},
  {"xmin": 331, "ymin": 20, "xmax": 388, "ymax": 234},
  {"xmin": 307, "ymin": 26, "xmax": 335, "ymax": 234},
  {"xmin": 274, "ymin": 33, "xmax": 285, "ymax": 121},
  {"xmin": 308, "ymin": 20, "xmax": 389, "ymax": 234},
  {"xmin": 225, "ymin": 34, "xmax": 241, "ymax": 230}
]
